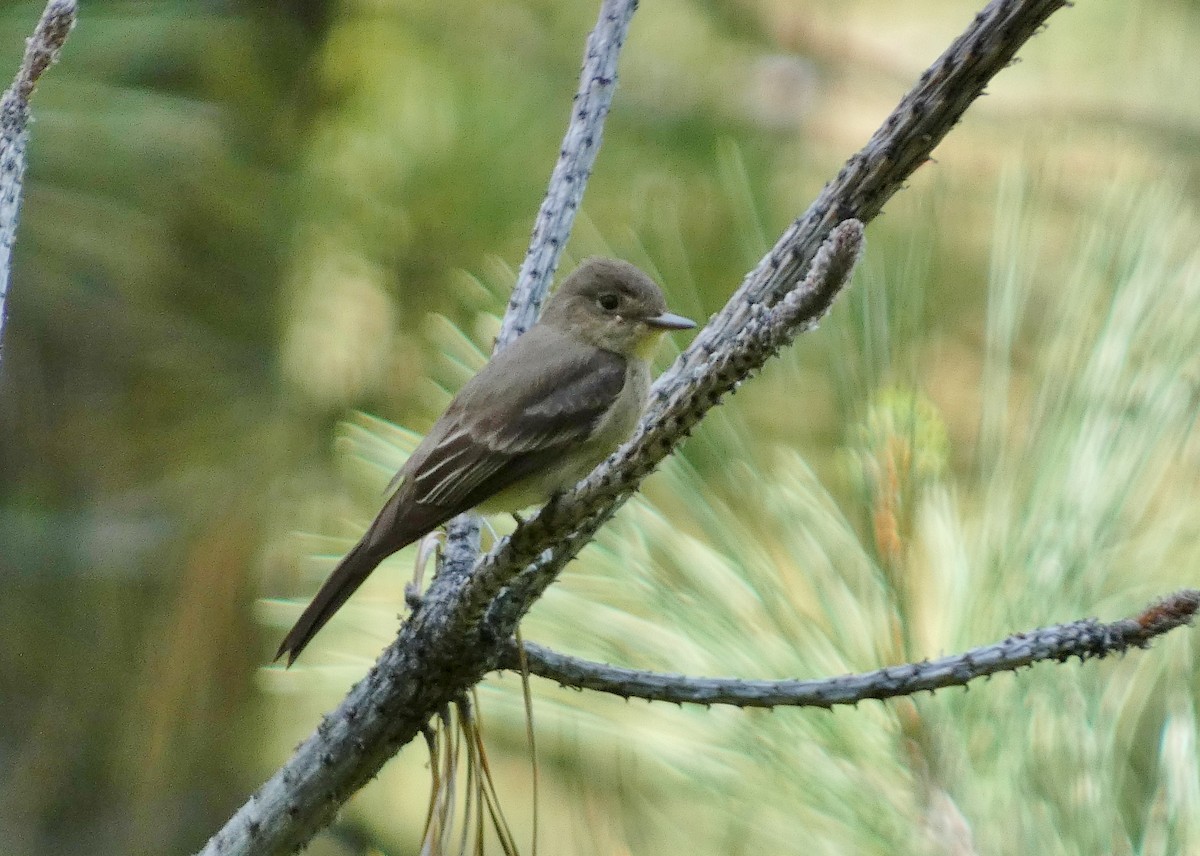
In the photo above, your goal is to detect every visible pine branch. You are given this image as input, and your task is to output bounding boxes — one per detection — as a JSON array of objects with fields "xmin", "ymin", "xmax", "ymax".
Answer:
[
  {"xmin": 496, "ymin": 0, "xmax": 637, "ymax": 347},
  {"xmin": 499, "ymin": 591, "xmax": 1200, "ymax": 707},
  {"xmin": 0, "ymin": 0, "xmax": 76, "ymax": 360}
]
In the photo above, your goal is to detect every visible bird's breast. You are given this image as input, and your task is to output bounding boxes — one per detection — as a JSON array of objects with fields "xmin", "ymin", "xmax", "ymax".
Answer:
[
  {"xmin": 478, "ymin": 357, "xmax": 651, "ymax": 513},
  {"xmin": 589, "ymin": 356, "xmax": 650, "ymax": 449}
]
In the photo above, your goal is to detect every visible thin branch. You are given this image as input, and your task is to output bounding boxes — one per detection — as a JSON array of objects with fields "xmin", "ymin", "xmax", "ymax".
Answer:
[
  {"xmin": 0, "ymin": 0, "xmax": 76, "ymax": 359},
  {"xmin": 496, "ymin": 0, "xmax": 638, "ymax": 348},
  {"xmin": 200, "ymin": 1, "xmax": 1076, "ymax": 853},
  {"xmin": 499, "ymin": 591, "xmax": 1200, "ymax": 707}
]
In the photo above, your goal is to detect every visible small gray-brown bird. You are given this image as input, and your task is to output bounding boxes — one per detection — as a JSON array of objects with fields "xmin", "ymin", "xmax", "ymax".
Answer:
[{"xmin": 276, "ymin": 258, "xmax": 695, "ymax": 665}]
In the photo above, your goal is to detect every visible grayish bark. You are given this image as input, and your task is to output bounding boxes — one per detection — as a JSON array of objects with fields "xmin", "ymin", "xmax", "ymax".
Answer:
[
  {"xmin": 501, "ymin": 591, "xmax": 1200, "ymax": 707},
  {"xmin": 496, "ymin": 0, "xmax": 638, "ymax": 348},
  {"xmin": 0, "ymin": 0, "xmax": 75, "ymax": 360}
]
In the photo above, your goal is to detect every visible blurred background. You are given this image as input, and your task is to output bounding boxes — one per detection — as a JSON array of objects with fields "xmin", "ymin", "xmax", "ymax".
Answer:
[{"xmin": 2, "ymin": 0, "xmax": 1200, "ymax": 853}]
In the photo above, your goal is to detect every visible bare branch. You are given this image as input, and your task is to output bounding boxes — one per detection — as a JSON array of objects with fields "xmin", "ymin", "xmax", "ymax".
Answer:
[
  {"xmin": 496, "ymin": 0, "xmax": 638, "ymax": 348},
  {"xmin": 0, "ymin": 0, "xmax": 76, "ymax": 359},
  {"xmin": 499, "ymin": 591, "xmax": 1200, "ymax": 707},
  {"xmin": 12, "ymin": 0, "xmax": 75, "ymax": 103}
]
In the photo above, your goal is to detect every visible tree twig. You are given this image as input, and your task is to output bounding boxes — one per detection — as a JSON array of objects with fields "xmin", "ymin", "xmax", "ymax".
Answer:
[
  {"xmin": 498, "ymin": 591, "xmax": 1200, "ymax": 707},
  {"xmin": 0, "ymin": 0, "xmax": 76, "ymax": 359},
  {"xmin": 496, "ymin": 0, "xmax": 638, "ymax": 348}
]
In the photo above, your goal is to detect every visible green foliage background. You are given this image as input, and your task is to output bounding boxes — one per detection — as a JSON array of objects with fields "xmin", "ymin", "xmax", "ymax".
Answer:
[{"xmin": 2, "ymin": 0, "xmax": 1200, "ymax": 853}]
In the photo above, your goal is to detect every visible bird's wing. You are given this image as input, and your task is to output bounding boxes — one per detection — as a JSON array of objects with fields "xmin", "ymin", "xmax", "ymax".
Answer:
[{"xmin": 405, "ymin": 329, "xmax": 628, "ymax": 511}]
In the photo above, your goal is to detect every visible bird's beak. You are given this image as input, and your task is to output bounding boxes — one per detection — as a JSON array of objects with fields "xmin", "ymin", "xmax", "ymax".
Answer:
[{"xmin": 645, "ymin": 311, "xmax": 697, "ymax": 331}]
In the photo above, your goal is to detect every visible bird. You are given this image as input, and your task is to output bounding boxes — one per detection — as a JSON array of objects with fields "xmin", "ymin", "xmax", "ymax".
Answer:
[{"xmin": 275, "ymin": 258, "xmax": 696, "ymax": 665}]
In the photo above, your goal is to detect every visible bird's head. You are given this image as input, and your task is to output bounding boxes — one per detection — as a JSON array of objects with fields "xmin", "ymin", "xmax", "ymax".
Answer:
[{"xmin": 540, "ymin": 258, "xmax": 696, "ymax": 358}]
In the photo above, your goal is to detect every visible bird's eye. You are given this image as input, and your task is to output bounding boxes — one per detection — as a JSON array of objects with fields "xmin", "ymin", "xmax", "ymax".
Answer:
[{"xmin": 597, "ymin": 293, "xmax": 620, "ymax": 312}]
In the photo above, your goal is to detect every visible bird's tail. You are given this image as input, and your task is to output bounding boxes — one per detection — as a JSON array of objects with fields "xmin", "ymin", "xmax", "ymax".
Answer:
[{"xmin": 275, "ymin": 538, "xmax": 387, "ymax": 666}]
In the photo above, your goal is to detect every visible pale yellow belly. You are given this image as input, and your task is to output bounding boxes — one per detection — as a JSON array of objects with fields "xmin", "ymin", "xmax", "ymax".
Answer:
[{"xmin": 478, "ymin": 358, "xmax": 649, "ymax": 513}]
